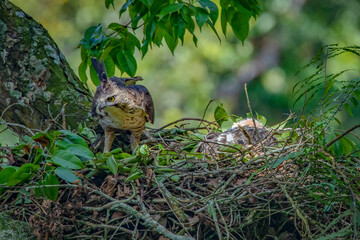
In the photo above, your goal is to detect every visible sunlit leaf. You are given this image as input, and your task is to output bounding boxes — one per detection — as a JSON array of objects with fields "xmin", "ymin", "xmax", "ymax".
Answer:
[{"xmin": 0, "ymin": 167, "xmax": 16, "ymax": 184}]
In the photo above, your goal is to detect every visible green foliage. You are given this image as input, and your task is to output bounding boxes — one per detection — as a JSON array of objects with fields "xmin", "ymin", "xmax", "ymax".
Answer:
[
  {"xmin": 78, "ymin": 0, "xmax": 260, "ymax": 84},
  {"xmin": 1, "ymin": 102, "xmax": 360, "ymax": 238},
  {"xmin": 294, "ymin": 45, "xmax": 360, "ymax": 117},
  {"xmin": 214, "ymin": 102, "xmax": 228, "ymax": 127},
  {"xmin": 293, "ymin": 45, "xmax": 360, "ymax": 157}
]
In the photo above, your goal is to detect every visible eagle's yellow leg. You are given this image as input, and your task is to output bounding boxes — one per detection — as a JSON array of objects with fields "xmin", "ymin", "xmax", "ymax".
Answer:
[{"xmin": 130, "ymin": 127, "xmax": 144, "ymax": 151}]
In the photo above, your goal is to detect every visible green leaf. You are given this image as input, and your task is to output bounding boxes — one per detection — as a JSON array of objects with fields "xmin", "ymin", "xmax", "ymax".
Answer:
[
  {"xmin": 114, "ymin": 152, "xmax": 132, "ymax": 159},
  {"xmin": 339, "ymin": 136, "xmax": 355, "ymax": 155},
  {"xmin": 32, "ymin": 147, "xmax": 44, "ymax": 165},
  {"xmin": 171, "ymin": 175, "xmax": 180, "ymax": 182},
  {"xmin": 104, "ymin": 56, "xmax": 115, "ymax": 77},
  {"xmin": 141, "ymin": 40, "xmax": 149, "ymax": 58},
  {"xmin": 107, "ymin": 23, "xmax": 124, "ymax": 31},
  {"xmin": 256, "ymin": 114, "xmax": 267, "ymax": 126},
  {"xmin": 140, "ymin": 0, "xmax": 154, "ymax": 9},
  {"xmin": 125, "ymin": 170, "xmax": 143, "ymax": 182},
  {"xmin": 207, "ymin": 20, "xmax": 221, "ymax": 42},
  {"xmin": 56, "ymin": 140, "xmax": 71, "ymax": 149},
  {"xmin": 138, "ymin": 145, "xmax": 149, "ymax": 156},
  {"xmin": 270, "ymin": 152, "xmax": 300, "ymax": 168},
  {"xmin": 195, "ymin": 7, "xmax": 210, "ymax": 29},
  {"xmin": 105, "ymin": 0, "xmax": 115, "ymax": 9},
  {"xmin": 89, "ymin": 24, "xmax": 105, "ymax": 48},
  {"xmin": 78, "ymin": 60, "xmax": 88, "ymax": 83},
  {"xmin": 64, "ymin": 144, "xmax": 95, "ymax": 161},
  {"xmin": 43, "ymin": 174, "xmax": 59, "ymax": 201},
  {"xmin": 158, "ymin": 3, "xmax": 184, "ymax": 20},
  {"xmin": 0, "ymin": 167, "xmax": 16, "ymax": 184},
  {"xmin": 120, "ymin": 0, "xmax": 134, "ymax": 17},
  {"xmin": 51, "ymin": 150, "xmax": 84, "ymax": 170},
  {"xmin": 153, "ymin": 24, "xmax": 165, "ymax": 46},
  {"xmin": 117, "ymin": 50, "xmax": 137, "ymax": 77},
  {"xmin": 354, "ymin": 89, "xmax": 360, "ymax": 101},
  {"xmin": 220, "ymin": 5, "xmax": 228, "ymax": 36},
  {"xmin": 172, "ymin": 14, "xmax": 186, "ymax": 43},
  {"xmin": 217, "ymin": 144, "xmax": 244, "ymax": 153},
  {"xmin": 83, "ymin": 26, "xmax": 98, "ymax": 42},
  {"xmin": 199, "ymin": 0, "xmax": 219, "ymax": 24},
  {"xmin": 59, "ymin": 130, "xmax": 88, "ymax": 147},
  {"xmin": 350, "ymin": 96, "xmax": 358, "ymax": 107},
  {"xmin": 214, "ymin": 104, "xmax": 228, "ymax": 126},
  {"xmin": 7, "ymin": 163, "xmax": 39, "ymax": 186},
  {"xmin": 55, "ymin": 167, "xmax": 80, "ymax": 183},
  {"xmin": 230, "ymin": 8, "xmax": 251, "ymax": 44},
  {"xmin": 344, "ymin": 103, "xmax": 353, "ymax": 116},
  {"xmin": 90, "ymin": 64, "xmax": 101, "ymax": 86},
  {"xmin": 164, "ymin": 31, "xmax": 178, "ymax": 55},
  {"xmin": 181, "ymin": 6, "xmax": 195, "ymax": 34},
  {"xmin": 80, "ymin": 45, "xmax": 88, "ymax": 61},
  {"xmin": 144, "ymin": 20, "xmax": 156, "ymax": 40},
  {"xmin": 123, "ymin": 31, "xmax": 142, "ymax": 53},
  {"xmin": 106, "ymin": 156, "xmax": 118, "ymax": 175}
]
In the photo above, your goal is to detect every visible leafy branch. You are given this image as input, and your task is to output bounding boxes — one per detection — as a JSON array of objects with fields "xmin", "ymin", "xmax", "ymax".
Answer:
[{"xmin": 78, "ymin": 0, "xmax": 261, "ymax": 85}]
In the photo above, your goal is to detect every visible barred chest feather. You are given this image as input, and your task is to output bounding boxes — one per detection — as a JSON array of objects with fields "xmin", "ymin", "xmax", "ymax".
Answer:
[{"xmin": 100, "ymin": 105, "xmax": 147, "ymax": 131}]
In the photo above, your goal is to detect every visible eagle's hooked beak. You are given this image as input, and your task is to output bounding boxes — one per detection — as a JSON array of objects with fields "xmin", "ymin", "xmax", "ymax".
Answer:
[{"xmin": 96, "ymin": 102, "xmax": 106, "ymax": 117}]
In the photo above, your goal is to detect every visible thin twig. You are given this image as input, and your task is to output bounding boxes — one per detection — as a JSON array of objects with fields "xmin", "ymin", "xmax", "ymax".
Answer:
[
  {"xmin": 325, "ymin": 124, "xmax": 360, "ymax": 148},
  {"xmin": 154, "ymin": 118, "xmax": 219, "ymax": 133}
]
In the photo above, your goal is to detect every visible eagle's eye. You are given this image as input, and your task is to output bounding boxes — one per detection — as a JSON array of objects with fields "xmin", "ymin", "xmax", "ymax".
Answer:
[{"xmin": 107, "ymin": 96, "xmax": 115, "ymax": 102}]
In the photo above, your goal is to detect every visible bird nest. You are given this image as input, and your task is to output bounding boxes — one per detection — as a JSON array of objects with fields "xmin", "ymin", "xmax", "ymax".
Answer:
[{"xmin": 1, "ymin": 118, "xmax": 359, "ymax": 240}]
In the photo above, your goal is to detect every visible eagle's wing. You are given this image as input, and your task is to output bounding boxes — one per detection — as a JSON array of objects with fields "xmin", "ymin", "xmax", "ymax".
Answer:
[
  {"xmin": 127, "ymin": 85, "xmax": 155, "ymax": 124},
  {"xmin": 109, "ymin": 76, "xmax": 143, "ymax": 87}
]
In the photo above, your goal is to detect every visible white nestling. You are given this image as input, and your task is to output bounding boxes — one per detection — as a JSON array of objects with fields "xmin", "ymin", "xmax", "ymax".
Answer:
[
  {"xmin": 91, "ymin": 58, "xmax": 154, "ymax": 152},
  {"xmin": 197, "ymin": 119, "xmax": 277, "ymax": 154}
]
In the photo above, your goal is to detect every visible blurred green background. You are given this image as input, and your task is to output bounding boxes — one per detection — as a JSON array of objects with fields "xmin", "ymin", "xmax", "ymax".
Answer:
[{"xmin": 5, "ymin": 0, "xmax": 360, "ymax": 135}]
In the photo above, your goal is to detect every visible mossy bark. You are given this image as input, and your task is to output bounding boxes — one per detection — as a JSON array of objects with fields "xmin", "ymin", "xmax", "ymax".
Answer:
[{"xmin": 0, "ymin": 0, "xmax": 92, "ymax": 135}]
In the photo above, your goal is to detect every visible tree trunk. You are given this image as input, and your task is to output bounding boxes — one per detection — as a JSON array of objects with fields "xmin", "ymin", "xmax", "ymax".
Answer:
[{"xmin": 0, "ymin": 0, "xmax": 92, "ymax": 136}]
